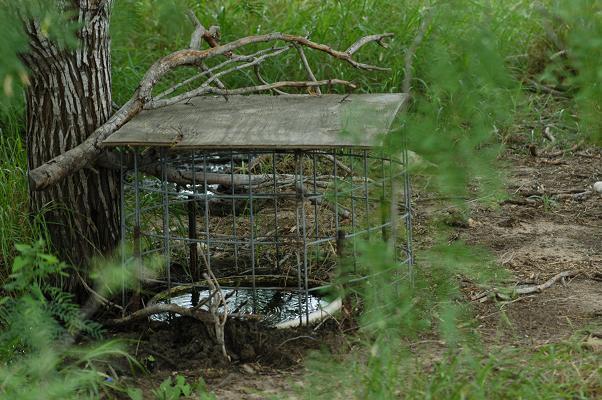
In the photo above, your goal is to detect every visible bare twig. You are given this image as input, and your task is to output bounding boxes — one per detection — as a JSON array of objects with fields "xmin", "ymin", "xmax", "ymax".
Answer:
[
  {"xmin": 203, "ymin": 267, "xmax": 230, "ymax": 361},
  {"xmin": 346, "ymin": 33, "xmax": 392, "ymax": 55},
  {"xmin": 514, "ymin": 270, "xmax": 578, "ymax": 295},
  {"xmin": 187, "ymin": 13, "xmax": 227, "ymax": 90},
  {"xmin": 471, "ymin": 270, "xmax": 579, "ymax": 302},
  {"xmin": 253, "ymin": 65, "xmax": 290, "ymax": 95},
  {"xmin": 296, "ymin": 44, "xmax": 321, "ymax": 95},
  {"xmin": 541, "ymin": 140, "xmax": 583, "ymax": 157},
  {"xmin": 150, "ymin": 46, "xmax": 291, "ymax": 108},
  {"xmin": 76, "ymin": 270, "xmax": 124, "ymax": 316},
  {"xmin": 105, "ymin": 303, "xmax": 212, "ymax": 325},
  {"xmin": 149, "ymin": 79, "xmax": 356, "ymax": 109},
  {"xmin": 155, "ymin": 47, "xmax": 286, "ymax": 100},
  {"xmin": 319, "ymin": 153, "xmax": 353, "ymax": 175},
  {"xmin": 187, "ymin": 10, "xmax": 224, "ymax": 54}
]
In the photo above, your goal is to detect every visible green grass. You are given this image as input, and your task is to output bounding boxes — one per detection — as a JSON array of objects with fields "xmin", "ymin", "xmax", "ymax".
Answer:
[
  {"xmin": 303, "ymin": 343, "xmax": 602, "ymax": 399},
  {"xmin": 110, "ymin": 0, "xmax": 551, "ymax": 104},
  {"xmin": 0, "ymin": 107, "xmax": 34, "ymax": 278},
  {"xmin": 408, "ymin": 342, "xmax": 601, "ymax": 399}
]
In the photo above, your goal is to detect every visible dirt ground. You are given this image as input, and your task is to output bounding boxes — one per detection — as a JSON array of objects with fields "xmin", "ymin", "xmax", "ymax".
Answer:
[
  {"xmin": 113, "ymin": 148, "xmax": 602, "ymax": 399},
  {"xmin": 460, "ymin": 149, "xmax": 602, "ymax": 345}
]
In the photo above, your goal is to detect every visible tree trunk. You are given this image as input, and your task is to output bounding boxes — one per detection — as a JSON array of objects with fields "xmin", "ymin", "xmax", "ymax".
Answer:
[{"xmin": 21, "ymin": 1, "xmax": 119, "ymax": 292}]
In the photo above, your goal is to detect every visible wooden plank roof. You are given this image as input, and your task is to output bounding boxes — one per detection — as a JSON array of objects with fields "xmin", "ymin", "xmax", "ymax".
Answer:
[{"xmin": 102, "ymin": 93, "xmax": 406, "ymax": 149}]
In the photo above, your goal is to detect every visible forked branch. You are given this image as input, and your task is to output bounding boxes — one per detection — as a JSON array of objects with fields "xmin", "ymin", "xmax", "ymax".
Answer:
[{"xmin": 28, "ymin": 17, "xmax": 393, "ymax": 191}]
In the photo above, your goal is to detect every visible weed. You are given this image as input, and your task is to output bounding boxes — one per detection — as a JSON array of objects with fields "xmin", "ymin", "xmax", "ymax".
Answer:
[{"xmin": 0, "ymin": 241, "xmax": 133, "ymax": 399}]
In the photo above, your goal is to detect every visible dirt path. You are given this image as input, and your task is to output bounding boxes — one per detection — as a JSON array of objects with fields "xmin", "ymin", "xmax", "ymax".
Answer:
[{"xmin": 451, "ymin": 150, "xmax": 602, "ymax": 344}]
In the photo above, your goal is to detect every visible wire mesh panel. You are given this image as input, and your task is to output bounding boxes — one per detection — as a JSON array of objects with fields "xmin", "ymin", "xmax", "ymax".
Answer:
[{"xmin": 120, "ymin": 147, "xmax": 412, "ymax": 326}]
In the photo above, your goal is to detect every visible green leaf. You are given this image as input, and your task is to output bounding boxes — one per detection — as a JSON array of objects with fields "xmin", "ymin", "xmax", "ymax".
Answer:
[
  {"xmin": 14, "ymin": 243, "xmax": 31, "ymax": 253},
  {"xmin": 12, "ymin": 256, "xmax": 27, "ymax": 272},
  {"xmin": 127, "ymin": 387, "xmax": 143, "ymax": 400},
  {"xmin": 38, "ymin": 253, "xmax": 59, "ymax": 265}
]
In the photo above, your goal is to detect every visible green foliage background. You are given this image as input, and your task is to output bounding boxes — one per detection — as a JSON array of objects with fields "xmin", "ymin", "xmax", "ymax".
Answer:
[{"xmin": 0, "ymin": 0, "xmax": 600, "ymax": 398}]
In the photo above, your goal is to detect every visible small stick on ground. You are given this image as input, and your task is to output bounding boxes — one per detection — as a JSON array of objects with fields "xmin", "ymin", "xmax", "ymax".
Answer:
[
  {"xmin": 541, "ymin": 140, "xmax": 584, "ymax": 158},
  {"xmin": 514, "ymin": 270, "xmax": 578, "ymax": 295},
  {"xmin": 471, "ymin": 270, "xmax": 579, "ymax": 302}
]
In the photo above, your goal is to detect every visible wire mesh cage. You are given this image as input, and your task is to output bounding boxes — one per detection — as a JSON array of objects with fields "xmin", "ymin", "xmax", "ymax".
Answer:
[
  {"xmin": 106, "ymin": 94, "xmax": 413, "ymax": 327},
  {"xmin": 118, "ymin": 148, "xmax": 411, "ymax": 326}
]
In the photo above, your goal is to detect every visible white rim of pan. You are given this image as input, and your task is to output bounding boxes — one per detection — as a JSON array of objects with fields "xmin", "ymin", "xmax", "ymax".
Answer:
[{"xmin": 274, "ymin": 297, "xmax": 342, "ymax": 329}]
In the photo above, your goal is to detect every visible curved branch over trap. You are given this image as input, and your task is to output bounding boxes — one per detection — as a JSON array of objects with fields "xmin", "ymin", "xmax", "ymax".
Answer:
[{"xmin": 28, "ymin": 18, "xmax": 393, "ymax": 191}]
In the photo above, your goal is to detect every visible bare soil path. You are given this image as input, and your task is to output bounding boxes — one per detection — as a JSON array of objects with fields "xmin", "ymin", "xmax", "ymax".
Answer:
[{"xmin": 431, "ymin": 149, "xmax": 602, "ymax": 344}]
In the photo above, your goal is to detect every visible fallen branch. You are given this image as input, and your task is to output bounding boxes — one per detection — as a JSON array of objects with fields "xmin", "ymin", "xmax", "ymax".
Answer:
[
  {"xmin": 148, "ymin": 78, "xmax": 353, "ymax": 109},
  {"xmin": 253, "ymin": 65, "xmax": 290, "ymax": 95},
  {"xmin": 186, "ymin": 10, "xmax": 226, "ymax": 90},
  {"xmin": 29, "ymin": 28, "xmax": 392, "ymax": 191},
  {"xmin": 99, "ymin": 154, "xmax": 353, "ymax": 218},
  {"xmin": 471, "ymin": 270, "xmax": 579, "ymax": 302},
  {"xmin": 105, "ymin": 303, "xmax": 212, "ymax": 325},
  {"xmin": 517, "ymin": 188, "xmax": 590, "ymax": 197},
  {"xmin": 155, "ymin": 47, "xmax": 285, "ymax": 100},
  {"xmin": 514, "ymin": 187, "xmax": 592, "ymax": 201},
  {"xmin": 540, "ymin": 140, "xmax": 584, "ymax": 158},
  {"xmin": 514, "ymin": 270, "xmax": 578, "ymax": 295},
  {"xmin": 76, "ymin": 270, "xmax": 124, "ymax": 316}
]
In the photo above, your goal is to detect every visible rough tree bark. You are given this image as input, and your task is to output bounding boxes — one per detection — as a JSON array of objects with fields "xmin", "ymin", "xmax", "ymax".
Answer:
[{"xmin": 21, "ymin": 1, "xmax": 119, "ymax": 285}]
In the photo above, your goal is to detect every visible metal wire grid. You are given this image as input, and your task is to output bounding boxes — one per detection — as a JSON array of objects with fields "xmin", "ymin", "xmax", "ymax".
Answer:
[{"xmin": 120, "ymin": 148, "xmax": 412, "ymax": 324}]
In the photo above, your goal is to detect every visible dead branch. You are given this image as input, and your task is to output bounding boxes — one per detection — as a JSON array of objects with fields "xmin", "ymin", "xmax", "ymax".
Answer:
[
  {"xmin": 204, "ymin": 269, "xmax": 230, "ymax": 361},
  {"xmin": 514, "ymin": 270, "xmax": 578, "ymax": 295},
  {"xmin": 471, "ymin": 270, "xmax": 579, "ymax": 302},
  {"xmin": 517, "ymin": 188, "xmax": 590, "ymax": 197},
  {"xmin": 76, "ymin": 270, "xmax": 124, "ymax": 315},
  {"xmin": 187, "ymin": 10, "xmax": 226, "ymax": 90},
  {"xmin": 158, "ymin": 80, "xmax": 354, "ymax": 110},
  {"xmin": 541, "ymin": 140, "xmax": 583, "ymax": 158},
  {"xmin": 296, "ymin": 44, "xmax": 321, "ymax": 95},
  {"xmin": 158, "ymin": 165, "xmax": 353, "ymax": 219},
  {"xmin": 105, "ymin": 303, "xmax": 212, "ymax": 325},
  {"xmin": 29, "ymin": 27, "xmax": 392, "ymax": 191},
  {"xmin": 346, "ymin": 34, "xmax": 391, "ymax": 55},
  {"xmin": 148, "ymin": 46, "xmax": 294, "ymax": 108},
  {"xmin": 319, "ymin": 154, "xmax": 353, "ymax": 175},
  {"xmin": 156, "ymin": 47, "xmax": 286, "ymax": 100},
  {"xmin": 253, "ymin": 65, "xmax": 290, "ymax": 95}
]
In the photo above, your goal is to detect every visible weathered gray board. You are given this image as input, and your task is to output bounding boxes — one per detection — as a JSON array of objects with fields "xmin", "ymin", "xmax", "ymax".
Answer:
[{"xmin": 102, "ymin": 93, "xmax": 406, "ymax": 149}]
